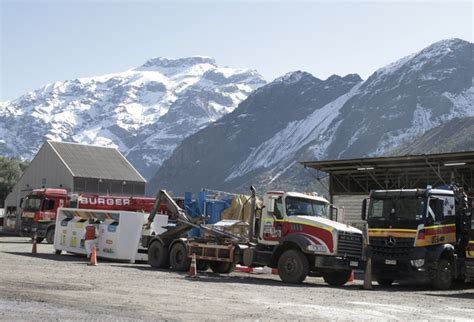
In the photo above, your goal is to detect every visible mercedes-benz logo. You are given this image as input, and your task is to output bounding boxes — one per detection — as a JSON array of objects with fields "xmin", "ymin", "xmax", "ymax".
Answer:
[{"xmin": 385, "ymin": 236, "xmax": 396, "ymax": 247}]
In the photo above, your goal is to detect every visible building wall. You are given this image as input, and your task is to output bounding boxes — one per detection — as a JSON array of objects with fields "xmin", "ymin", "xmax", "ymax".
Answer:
[
  {"xmin": 73, "ymin": 177, "xmax": 145, "ymax": 196},
  {"xmin": 4, "ymin": 142, "xmax": 73, "ymax": 210},
  {"xmin": 332, "ymin": 194, "xmax": 368, "ymax": 229}
]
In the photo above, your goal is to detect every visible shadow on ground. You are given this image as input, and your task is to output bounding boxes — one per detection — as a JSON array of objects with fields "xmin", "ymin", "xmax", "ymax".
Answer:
[
  {"xmin": 4, "ymin": 251, "xmax": 88, "ymax": 263},
  {"xmin": 0, "ymin": 234, "xmax": 31, "ymax": 244}
]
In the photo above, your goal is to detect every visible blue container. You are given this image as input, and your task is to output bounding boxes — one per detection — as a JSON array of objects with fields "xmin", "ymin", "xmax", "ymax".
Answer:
[{"xmin": 183, "ymin": 191, "xmax": 232, "ymax": 237}]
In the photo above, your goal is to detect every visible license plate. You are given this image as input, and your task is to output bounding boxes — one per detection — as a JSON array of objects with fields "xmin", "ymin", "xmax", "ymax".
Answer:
[
  {"xmin": 350, "ymin": 261, "xmax": 358, "ymax": 267},
  {"xmin": 385, "ymin": 259, "xmax": 396, "ymax": 265}
]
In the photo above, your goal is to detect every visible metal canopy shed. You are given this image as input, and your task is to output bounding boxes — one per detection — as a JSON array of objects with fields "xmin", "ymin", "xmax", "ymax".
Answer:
[{"xmin": 301, "ymin": 151, "xmax": 474, "ymax": 225}]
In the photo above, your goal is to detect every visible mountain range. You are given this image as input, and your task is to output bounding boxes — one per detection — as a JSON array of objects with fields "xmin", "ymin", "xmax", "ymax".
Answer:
[
  {"xmin": 0, "ymin": 39, "xmax": 472, "ymax": 196},
  {"xmin": 0, "ymin": 57, "xmax": 265, "ymax": 178},
  {"xmin": 150, "ymin": 38, "xmax": 473, "ymax": 195}
]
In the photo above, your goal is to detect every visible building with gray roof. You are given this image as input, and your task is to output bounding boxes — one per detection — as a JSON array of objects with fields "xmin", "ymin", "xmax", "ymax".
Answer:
[{"xmin": 3, "ymin": 141, "xmax": 147, "ymax": 230}]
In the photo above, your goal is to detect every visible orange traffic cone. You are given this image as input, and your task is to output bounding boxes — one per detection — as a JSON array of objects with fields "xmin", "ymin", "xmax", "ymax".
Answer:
[
  {"xmin": 362, "ymin": 257, "xmax": 373, "ymax": 290},
  {"xmin": 88, "ymin": 244, "xmax": 97, "ymax": 266},
  {"xmin": 187, "ymin": 253, "xmax": 197, "ymax": 278},
  {"xmin": 349, "ymin": 270, "xmax": 355, "ymax": 283},
  {"xmin": 31, "ymin": 234, "xmax": 37, "ymax": 254}
]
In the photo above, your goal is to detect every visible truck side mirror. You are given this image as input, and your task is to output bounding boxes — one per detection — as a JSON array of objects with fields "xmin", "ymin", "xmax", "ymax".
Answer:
[
  {"xmin": 330, "ymin": 205, "xmax": 338, "ymax": 222},
  {"xmin": 464, "ymin": 208, "xmax": 473, "ymax": 229},
  {"xmin": 361, "ymin": 199, "xmax": 367, "ymax": 221},
  {"xmin": 266, "ymin": 199, "xmax": 275, "ymax": 213}
]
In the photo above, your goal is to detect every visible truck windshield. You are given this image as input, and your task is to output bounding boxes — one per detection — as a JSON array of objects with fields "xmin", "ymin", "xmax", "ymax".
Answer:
[
  {"xmin": 369, "ymin": 197, "xmax": 424, "ymax": 222},
  {"xmin": 285, "ymin": 197, "xmax": 329, "ymax": 218},
  {"xmin": 23, "ymin": 196, "xmax": 42, "ymax": 212}
]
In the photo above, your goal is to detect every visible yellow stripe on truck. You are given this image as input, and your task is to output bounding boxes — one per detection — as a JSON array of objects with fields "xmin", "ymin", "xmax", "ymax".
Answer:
[
  {"xmin": 466, "ymin": 241, "xmax": 474, "ymax": 259},
  {"xmin": 368, "ymin": 229, "xmax": 417, "ymax": 238},
  {"xmin": 415, "ymin": 233, "xmax": 456, "ymax": 247}
]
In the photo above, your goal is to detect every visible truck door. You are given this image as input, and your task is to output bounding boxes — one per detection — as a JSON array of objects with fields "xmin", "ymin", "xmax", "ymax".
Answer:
[
  {"xmin": 41, "ymin": 198, "xmax": 56, "ymax": 222},
  {"xmin": 259, "ymin": 196, "xmax": 283, "ymax": 245},
  {"xmin": 425, "ymin": 195, "xmax": 456, "ymax": 245}
]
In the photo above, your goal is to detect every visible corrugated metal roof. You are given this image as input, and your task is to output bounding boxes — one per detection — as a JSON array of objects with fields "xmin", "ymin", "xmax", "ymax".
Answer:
[
  {"xmin": 300, "ymin": 151, "xmax": 474, "ymax": 194},
  {"xmin": 47, "ymin": 141, "xmax": 145, "ymax": 182}
]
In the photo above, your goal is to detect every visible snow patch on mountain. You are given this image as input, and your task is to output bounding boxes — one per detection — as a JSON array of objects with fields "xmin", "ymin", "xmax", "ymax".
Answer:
[
  {"xmin": 370, "ymin": 105, "xmax": 436, "ymax": 156},
  {"xmin": 371, "ymin": 84, "xmax": 474, "ymax": 157},
  {"xmin": 273, "ymin": 71, "xmax": 310, "ymax": 84},
  {"xmin": 444, "ymin": 83, "xmax": 474, "ymax": 117},
  {"xmin": 226, "ymin": 82, "xmax": 363, "ymax": 181}
]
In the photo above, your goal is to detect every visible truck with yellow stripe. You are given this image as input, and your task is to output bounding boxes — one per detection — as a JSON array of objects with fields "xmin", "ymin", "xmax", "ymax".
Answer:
[
  {"xmin": 362, "ymin": 186, "xmax": 472, "ymax": 289},
  {"xmin": 144, "ymin": 188, "xmax": 365, "ymax": 285}
]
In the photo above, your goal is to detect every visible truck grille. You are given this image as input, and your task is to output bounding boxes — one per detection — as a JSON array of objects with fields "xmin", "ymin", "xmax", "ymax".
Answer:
[
  {"xmin": 337, "ymin": 233, "xmax": 363, "ymax": 258},
  {"xmin": 369, "ymin": 236, "xmax": 415, "ymax": 259}
]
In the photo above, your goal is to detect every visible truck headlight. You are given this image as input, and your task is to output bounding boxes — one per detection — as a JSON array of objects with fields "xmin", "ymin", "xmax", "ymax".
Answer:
[
  {"xmin": 306, "ymin": 244, "xmax": 326, "ymax": 253},
  {"xmin": 410, "ymin": 259, "xmax": 424, "ymax": 268}
]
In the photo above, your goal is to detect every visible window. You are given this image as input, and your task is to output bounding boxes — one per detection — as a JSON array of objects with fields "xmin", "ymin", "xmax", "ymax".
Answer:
[
  {"xmin": 23, "ymin": 197, "xmax": 42, "ymax": 211},
  {"xmin": 122, "ymin": 182, "xmax": 133, "ymax": 195},
  {"xmin": 369, "ymin": 197, "xmax": 423, "ymax": 221},
  {"xmin": 134, "ymin": 184, "xmax": 145, "ymax": 196},
  {"xmin": 98, "ymin": 181, "xmax": 110, "ymax": 194},
  {"xmin": 285, "ymin": 197, "xmax": 329, "ymax": 218},
  {"xmin": 428, "ymin": 198, "xmax": 444, "ymax": 223},
  {"xmin": 111, "ymin": 182, "xmax": 123, "ymax": 194},
  {"xmin": 273, "ymin": 197, "xmax": 283, "ymax": 219},
  {"xmin": 74, "ymin": 178, "xmax": 86, "ymax": 193},
  {"xmin": 85, "ymin": 179, "xmax": 99, "ymax": 193},
  {"xmin": 42, "ymin": 199, "xmax": 55, "ymax": 211}
]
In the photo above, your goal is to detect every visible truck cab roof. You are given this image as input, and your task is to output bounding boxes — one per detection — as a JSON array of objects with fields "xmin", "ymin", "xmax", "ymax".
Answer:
[
  {"xmin": 371, "ymin": 188, "xmax": 454, "ymax": 198},
  {"xmin": 280, "ymin": 191, "xmax": 329, "ymax": 204},
  {"xmin": 30, "ymin": 188, "xmax": 68, "ymax": 196}
]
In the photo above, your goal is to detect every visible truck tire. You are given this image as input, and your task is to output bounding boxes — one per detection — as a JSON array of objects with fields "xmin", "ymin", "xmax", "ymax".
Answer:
[
  {"xmin": 377, "ymin": 278, "xmax": 394, "ymax": 287},
  {"xmin": 169, "ymin": 242, "xmax": 191, "ymax": 271},
  {"xmin": 277, "ymin": 249, "xmax": 309, "ymax": 284},
  {"xmin": 431, "ymin": 258, "xmax": 453, "ymax": 290},
  {"xmin": 322, "ymin": 270, "xmax": 352, "ymax": 286},
  {"xmin": 148, "ymin": 241, "xmax": 169, "ymax": 269},
  {"xmin": 55, "ymin": 249, "xmax": 62, "ymax": 255},
  {"xmin": 210, "ymin": 261, "xmax": 235, "ymax": 274},
  {"xmin": 46, "ymin": 228, "xmax": 55, "ymax": 244},
  {"xmin": 197, "ymin": 261, "xmax": 210, "ymax": 272},
  {"xmin": 35, "ymin": 237, "xmax": 44, "ymax": 244}
]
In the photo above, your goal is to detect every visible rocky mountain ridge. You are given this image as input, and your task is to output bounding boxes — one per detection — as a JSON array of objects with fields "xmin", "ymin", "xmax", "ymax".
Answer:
[{"xmin": 150, "ymin": 38, "xmax": 473, "ymax": 195}]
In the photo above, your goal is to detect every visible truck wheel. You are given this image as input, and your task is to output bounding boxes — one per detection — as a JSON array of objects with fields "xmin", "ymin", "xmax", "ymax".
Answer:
[
  {"xmin": 46, "ymin": 229, "xmax": 55, "ymax": 244},
  {"xmin": 431, "ymin": 258, "xmax": 453, "ymax": 290},
  {"xmin": 277, "ymin": 249, "xmax": 309, "ymax": 284},
  {"xmin": 377, "ymin": 278, "xmax": 394, "ymax": 287},
  {"xmin": 55, "ymin": 249, "xmax": 62, "ymax": 255},
  {"xmin": 148, "ymin": 241, "xmax": 169, "ymax": 269},
  {"xmin": 197, "ymin": 261, "xmax": 210, "ymax": 272},
  {"xmin": 322, "ymin": 270, "xmax": 352, "ymax": 286},
  {"xmin": 169, "ymin": 243, "xmax": 191, "ymax": 271},
  {"xmin": 35, "ymin": 237, "xmax": 44, "ymax": 244},
  {"xmin": 210, "ymin": 261, "xmax": 235, "ymax": 274}
]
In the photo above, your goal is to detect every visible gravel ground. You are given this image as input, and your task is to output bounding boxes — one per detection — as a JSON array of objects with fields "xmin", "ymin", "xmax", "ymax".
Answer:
[{"xmin": 1, "ymin": 234, "xmax": 474, "ymax": 321}]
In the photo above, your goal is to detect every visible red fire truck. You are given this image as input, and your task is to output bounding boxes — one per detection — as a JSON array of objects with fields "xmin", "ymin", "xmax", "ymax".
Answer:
[{"xmin": 21, "ymin": 188, "xmax": 157, "ymax": 243}]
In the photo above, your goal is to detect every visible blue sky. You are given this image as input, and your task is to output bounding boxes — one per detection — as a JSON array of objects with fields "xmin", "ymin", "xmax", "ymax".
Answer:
[{"xmin": 0, "ymin": 0, "xmax": 472, "ymax": 101}]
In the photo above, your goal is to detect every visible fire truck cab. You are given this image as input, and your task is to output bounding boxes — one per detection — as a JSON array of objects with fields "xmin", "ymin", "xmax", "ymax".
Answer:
[{"xmin": 21, "ymin": 189, "xmax": 68, "ymax": 243}]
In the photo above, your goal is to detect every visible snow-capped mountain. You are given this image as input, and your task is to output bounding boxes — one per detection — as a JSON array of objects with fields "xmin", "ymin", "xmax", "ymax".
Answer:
[
  {"xmin": 391, "ymin": 116, "xmax": 474, "ymax": 155},
  {"xmin": 0, "ymin": 56, "xmax": 265, "ymax": 178},
  {"xmin": 150, "ymin": 38, "xmax": 473, "ymax": 195}
]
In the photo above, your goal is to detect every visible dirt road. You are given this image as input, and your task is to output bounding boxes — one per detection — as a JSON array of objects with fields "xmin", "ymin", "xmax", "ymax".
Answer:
[{"xmin": 1, "ymin": 235, "xmax": 473, "ymax": 320}]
